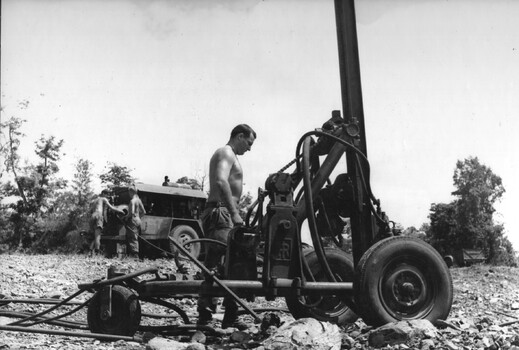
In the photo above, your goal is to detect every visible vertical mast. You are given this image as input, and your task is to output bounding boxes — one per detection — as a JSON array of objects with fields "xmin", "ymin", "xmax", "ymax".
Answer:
[{"xmin": 334, "ymin": 0, "xmax": 375, "ymax": 264}]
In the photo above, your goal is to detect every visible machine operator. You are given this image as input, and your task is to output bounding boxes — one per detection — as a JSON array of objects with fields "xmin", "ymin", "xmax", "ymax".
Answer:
[{"xmin": 197, "ymin": 124, "xmax": 257, "ymax": 330}]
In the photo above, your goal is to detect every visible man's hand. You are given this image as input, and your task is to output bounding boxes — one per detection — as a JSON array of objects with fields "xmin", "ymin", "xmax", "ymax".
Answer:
[{"xmin": 231, "ymin": 212, "xmax": 244, "ymax": 226}]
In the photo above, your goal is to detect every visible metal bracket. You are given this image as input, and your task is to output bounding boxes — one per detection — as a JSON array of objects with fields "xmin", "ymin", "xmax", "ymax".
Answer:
[{"xmin": 99, "ymin": 286, "xmax": 112, "ymax": 321}]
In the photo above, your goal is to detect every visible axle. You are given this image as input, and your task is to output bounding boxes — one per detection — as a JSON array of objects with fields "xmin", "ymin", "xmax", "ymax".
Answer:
[{"xmin": 137, "ymin": 279, "xmax": 353, "ymax": 299}]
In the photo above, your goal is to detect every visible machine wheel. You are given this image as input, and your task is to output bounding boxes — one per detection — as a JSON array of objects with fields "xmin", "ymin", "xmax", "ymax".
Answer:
[
  {"xmin": 87, "ymin": 285, "xmax": 141, "ymax": 336},
  {"xmin": 285, "ymin": 247, "xmax": 358, "ymax": 325},
  {"xmin": 354, "ymin": 236, "xmax": 453, "ymax": 327},
  {"xmin": 169, "ymin": 225, "xmax": 201, "ymax": 259}
]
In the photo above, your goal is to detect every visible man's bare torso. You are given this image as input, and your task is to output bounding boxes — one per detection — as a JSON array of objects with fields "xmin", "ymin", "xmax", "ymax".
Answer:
[
  {"xmin": 207, "ymin": 145, "xmax": 243, "ymax": 204},
  {"xmin": 129, "ymin": 196, "xmax": 145, "ymax": 219},
  {"xmin": 91, "ymin": 197, "xmax": 107, "ymax": 218}
]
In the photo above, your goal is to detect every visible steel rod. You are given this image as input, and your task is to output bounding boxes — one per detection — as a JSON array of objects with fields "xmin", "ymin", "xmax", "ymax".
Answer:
[
  {"xmin": 140, "ymin": 278, "xmax": 352, "ymax": 297},
  {"xmin": 168, "ymin": 237, "xmax": 262, "ymax": 322},
  {"xmin": 0, "ymin": 325, "xmax": 140, "ymax": 342}
]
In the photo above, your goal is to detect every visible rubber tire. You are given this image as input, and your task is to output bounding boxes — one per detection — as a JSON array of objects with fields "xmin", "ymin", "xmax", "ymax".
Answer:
[
  {"xmin": 285, "ymin": 247, "xmax": 358, "ymax": 325},
  {"xmin": 87, "ymin": 285, "xmax": 141, "ymax": 336},
  {"xmin": 354, "ymin": 236, "xmax": 453, "ymax": 327},
  {"xmin": 169, "ymin": 225, "xmax": 201, "ymax": 259}
]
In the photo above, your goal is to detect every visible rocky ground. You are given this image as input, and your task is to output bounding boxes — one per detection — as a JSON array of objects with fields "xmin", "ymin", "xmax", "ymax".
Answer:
[{"xmin": 1, "ymin": 252, "xmax": 519, "ymax": 349}]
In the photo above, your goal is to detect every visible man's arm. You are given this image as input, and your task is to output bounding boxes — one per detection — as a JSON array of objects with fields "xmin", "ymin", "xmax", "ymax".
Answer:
[
  {"xmin": 102, "ymin": 198, "xmax": 124, "ymax": 214},
  {"xmin": 124, "ymin": 199, "xmax": 135, "ymax": 221},
  {"xmin": 213, "ymin": 149, "xmax": 243, "ymax": 225},
  {"xmin": 137, "ymin": 199, "xmax": 146, "ymax": 218}
]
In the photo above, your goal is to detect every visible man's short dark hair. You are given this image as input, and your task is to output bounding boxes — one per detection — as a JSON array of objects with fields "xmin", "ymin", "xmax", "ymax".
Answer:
[
  {"xmin": 230, "ymin": 124, "xmax": 256, "ymax": 139},
  {"xmin": 128, "ymin": 185, "xmax": 138, "ymax": 194}
]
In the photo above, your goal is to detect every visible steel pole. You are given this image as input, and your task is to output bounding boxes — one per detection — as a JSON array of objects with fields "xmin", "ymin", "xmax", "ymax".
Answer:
[{"xmin": 334, "ymin": 0, "xmax": 375, "ymax": 264}]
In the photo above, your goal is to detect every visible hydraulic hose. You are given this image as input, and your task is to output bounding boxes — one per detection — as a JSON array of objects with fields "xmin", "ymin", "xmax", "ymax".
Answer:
[
  {"xmin": 0, "ymin": 311, "xmax": 88, "ymax": 329},
  {"xmin": 0, "ymin": 325, "xmax": 141, "ymax": 342},
  {"xmin": 295, "ymin": 130, "xmax": 387, "ymax": 224},
  {"xmin": 23, "ymin": 298, "xmax": 91, "ymax": 327},
  {"xmin": 77, "ymin": 267, "xmax": 158, "ymax": 290},
  {"xmin": 139, "ymin": 297, "xmax": 191, "ymax": 324},
  {"xmin": 10, "ymin": 288, "xmax": 87, "ymax": 326},
  {"xmin": 302, "ymin": 136, "xmax": 336, "ymax": 283},
  {"xmin": 354, "ymin": 154, "xmax": 388, "ymax": 226},
  {"xmin": 179, "ymin": 238, "xmax": 227, "ymax": 248}
]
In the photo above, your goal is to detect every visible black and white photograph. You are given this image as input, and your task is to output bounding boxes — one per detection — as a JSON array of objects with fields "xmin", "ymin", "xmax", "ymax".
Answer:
[{"xmin": 1, "ymin": 1, "xmax": 518, "ymax": 349}]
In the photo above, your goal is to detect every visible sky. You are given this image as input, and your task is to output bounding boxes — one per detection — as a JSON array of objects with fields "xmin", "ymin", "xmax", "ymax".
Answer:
[{"xmin": 1, "ymin": 0, "xmax": 518, "ymax": 250}]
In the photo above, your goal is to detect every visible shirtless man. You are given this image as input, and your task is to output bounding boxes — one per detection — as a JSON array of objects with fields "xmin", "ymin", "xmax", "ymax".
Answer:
[
  {"xmin": 124, "ymin": 185, "xmax": 146, "ymax": 258},
  {"xmin": 197, "ymin": 124, "xmax": 256, "ymax": 330},
  {"xmin": 89, "ymin": 190, "xmax": 124, "ymax": 256}
]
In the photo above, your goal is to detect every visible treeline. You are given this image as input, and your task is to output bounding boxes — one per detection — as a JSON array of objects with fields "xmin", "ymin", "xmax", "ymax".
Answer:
[
  {"xmin": 0, "ymin": 117, "xmax": 139, "ymax": 251},
  {"xmin": 403, "ymin": 157, "xmax": 516, "ymax": 266},
  {"xmin": 1, "ymin": 117, "xmax": 517, "ymax": 265}
]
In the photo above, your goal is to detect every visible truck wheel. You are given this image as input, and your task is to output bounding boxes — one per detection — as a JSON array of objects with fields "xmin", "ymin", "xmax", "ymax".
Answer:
[
  {"xmin": 354, "ymin": 236, "xmax": 453, "ymax": 327},
  {"xmin": 285, "ymin": 247, "xmax": 358, "ymax": 325},
  {"xmin": 87, "ymin": 285, "xmax": 141, "ymax": 336},
  {"xmin": 169, "ymin": 225, "xmax": 201, "ymax": 259}
]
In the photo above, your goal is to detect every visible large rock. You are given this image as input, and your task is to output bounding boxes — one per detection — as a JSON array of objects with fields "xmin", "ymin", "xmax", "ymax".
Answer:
[
  {"xmin": 263, "ymin": 318, "xmax": 341, "ymax": 350},
  {"xmin": 146, "ymin": 337, "xmax": 205, "ymax": 350},
  {"xmin": 368, "ymin": 319, "xmax": 438, "ymax": 348}
]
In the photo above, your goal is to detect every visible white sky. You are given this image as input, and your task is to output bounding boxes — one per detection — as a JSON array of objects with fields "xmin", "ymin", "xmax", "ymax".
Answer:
[{"xmin": 1, "ymin": 0, "xmax": 518, "ymax": 250}]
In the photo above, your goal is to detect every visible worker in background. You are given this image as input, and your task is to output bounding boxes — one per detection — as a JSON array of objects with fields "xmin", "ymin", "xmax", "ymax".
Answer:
[
  {"xmin": 124, "ymin": 185, "xmax": 146, "ymax": 259},
  {"xmin": 89, "ymin": 190, "xmax": 124, "ymax": 256},
  {"xmin": 162, "ymin": 176, "xmax": 170, "ymax": 186},
  {"xmin": 197, "ymin": 124, "xmax": 256, "ymax": 330}
]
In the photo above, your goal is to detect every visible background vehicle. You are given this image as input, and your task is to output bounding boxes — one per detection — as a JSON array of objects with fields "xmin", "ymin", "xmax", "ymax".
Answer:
[{"xmin": 101, "ymin": 183, "xmax": 207, "ymax": 259}]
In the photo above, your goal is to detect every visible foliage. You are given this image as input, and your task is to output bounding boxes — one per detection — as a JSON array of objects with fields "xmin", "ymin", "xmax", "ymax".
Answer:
[
  {"xmin": 426, "ymin": 202, "xmax": 458, "ymax": 256},
  {"xmin": 30, "ymin": 159, "xmax": 97, "ymax": 253},
  {"xmin": 453, "ymin": 157, "xmax": 505, "ymax": 214},
  {"xmin": 0, "ymin": 117, "xmax": 28, "ymax": 203},
  {"xmin": 177, "ymin": 176, "xmax": 202, "ymax": 190},
  {"xmin": 401, "ymin": 225, "xmax": 427, "ymax": 241},
  {"xmin": 0, "ymin": 133, "xmax": 67, "ymax": 248},
  {"xmin": 426, "ymin": 156, "xmax": 515, "ymax": 265},
  {"xmin": 71, "ymin": 158, "xmax": 95, "ymax": 207},
  {"xmin": 67, "ymin": 158, "xmax": 96, "ymax": 231},
  {"xmin": 32, "ymin": 135, "xmax": 68, "ymax": 212},
  {"xmin": 99, "ymin": 162, "xmax": 135, "ymax": 189},
  {"xmin": 0, "ymin": 109, "xmax": 141, "ymax": 252},
  {"xmin": 238, "ymin": 191, "xmax": 254, "ymax": 221}
]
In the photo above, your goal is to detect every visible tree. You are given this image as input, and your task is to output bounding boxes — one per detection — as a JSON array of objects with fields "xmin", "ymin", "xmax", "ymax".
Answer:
[
  {"xmin": 64, "ymin": 158, "xmax": 96, "ymax": 230},
  {"xmin": 426, "ymin": 202, "xmax": 458, "ymax": 256},
  {"xmin": 402, "ymin": 226, "xmax": 427, "ymax": 241},
  {"xmin": 99, "ymin": 162, "xmax": 135, "ymax": 189},
  {"xmin": 452, "ymin": 157, "xmax": 505, "ymax": 248},
  {"xmin": 426, "ymin": 156, "xmax": 514, "ymax": 265},
  {"xmin": 33, "ymin": 135, "xmax": 67, "ymax": 212},
  {"xmin": 195, "ymin": 170, "xmax": 208, "ymax": 193},
  {"xmin": 0, "ymin": 117, "xmax": 38, "ymax": 247},
  {"xmin": 453, "ymin": 157, "xmax": 505, "ymax": 214},
  {"xmin": 71, "ymin": 158, "xmax": 95, "ymax": 208},
  {"xmin": 177, "ymin": 176, "xmax": 202, "ymax": 190},
  {"xmin": 0, "ymin": 117, "xmax": 29, "ymax": 205}
]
